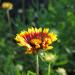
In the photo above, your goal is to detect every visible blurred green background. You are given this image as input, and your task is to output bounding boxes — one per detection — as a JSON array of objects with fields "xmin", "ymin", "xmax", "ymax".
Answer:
[{"xmin": 0, "ymin": 0, "xmax": 75, "ymax": 75}]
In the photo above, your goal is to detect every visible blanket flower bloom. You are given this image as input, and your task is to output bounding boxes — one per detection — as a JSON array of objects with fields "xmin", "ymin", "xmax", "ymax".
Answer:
[
  {"xmin": 15, "ymin": 27, "xmax": 57, "ymax": 54},
  {"xmin": 2, "ymin": 2, "xmax": 13, "ymax": 10}
]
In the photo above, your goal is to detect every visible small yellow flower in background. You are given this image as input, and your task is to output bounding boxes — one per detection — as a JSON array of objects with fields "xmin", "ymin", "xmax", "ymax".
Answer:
[
  {"xmin": 2, "ymin": 2, "xmax": 13, "ymax": 10},
  {"xmin": 15, "ymin": 27, "xmax": 57, "ymax": 54}
]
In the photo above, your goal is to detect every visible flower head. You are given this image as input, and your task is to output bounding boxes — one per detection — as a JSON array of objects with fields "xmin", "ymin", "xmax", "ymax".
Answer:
[
  {"xmin": 15, "ymin": 27, "xmax": 57, "ymax": 54},
  {"xmin": 56, "ymin": 68, "xmax": 67, "ymax": 75},
  {"xmin": 40, "ymin": 52, "xmax": 57, "ymax": 62},
  {"xmin": 2, "ymin": 2, "xmax": 13, "ymax": 10},
  {"xmin": 16, "ymin": 64, "xmax": 23, "ymax": 71}
]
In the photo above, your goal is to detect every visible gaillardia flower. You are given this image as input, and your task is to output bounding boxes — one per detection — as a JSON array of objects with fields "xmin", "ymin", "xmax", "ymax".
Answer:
[
  {"xmin": 15, "ymin": 27, "xmax": 57, "ymax": 54},
  {"xmin": 2, "ymin": 2, "xmax": 13, "ymax": 10}
]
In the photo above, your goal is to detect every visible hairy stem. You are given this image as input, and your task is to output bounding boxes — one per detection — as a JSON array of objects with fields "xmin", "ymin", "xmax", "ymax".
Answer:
[
  {"xmin": 48, "ymin": 63, "xmax": 50, "ymax": 75},
  {"xmin": 6, "ymin": 10, "xmax": 11, "ymax": 32},
  {"xmin": 36, "ymin": 54, "xmax": 39, "ymax": 75}
]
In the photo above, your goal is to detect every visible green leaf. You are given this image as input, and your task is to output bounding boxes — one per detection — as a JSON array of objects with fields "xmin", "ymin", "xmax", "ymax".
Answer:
[{"xmin": 27, "ymin": 71, "xmax": 36, "ymax": 75}]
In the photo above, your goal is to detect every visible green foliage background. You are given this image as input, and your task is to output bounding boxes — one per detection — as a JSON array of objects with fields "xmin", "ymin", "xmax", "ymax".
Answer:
[{"xmin": 0, "ymin": 0, "xmax": 75, "ymax": 75}]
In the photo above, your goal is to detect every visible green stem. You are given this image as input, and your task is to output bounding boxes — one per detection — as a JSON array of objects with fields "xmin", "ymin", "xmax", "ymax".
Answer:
[
  {"xmin": 6, "ymin": 10, "xmax": 12, "ymax": 32},
  {"xmin": 48, "ymin": 63, "xmax": 50, "ymax": 75},
  {"xmin": 36, "ymin": 54, "xmax": 39, "ymax": 75},
  {"xmin": 22, "ymin": 0, "xmax": 25, "ymax": 25}
]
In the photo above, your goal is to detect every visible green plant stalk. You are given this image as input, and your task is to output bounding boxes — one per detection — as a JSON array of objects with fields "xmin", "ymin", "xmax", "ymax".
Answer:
[
  {"xmin": 48, "ymin": 63, "xmax": 51, "ymax": 75},
  {"xmin": 36, "ymin": 54, "xmax": 39, "ymax": 75},
  {"xmin": 22, "ymin": 0, "xmax": 25, "ymax": 25},
  {"xmin": 6, "ymin": 10, "xmax": 12, "ymax": 32}
]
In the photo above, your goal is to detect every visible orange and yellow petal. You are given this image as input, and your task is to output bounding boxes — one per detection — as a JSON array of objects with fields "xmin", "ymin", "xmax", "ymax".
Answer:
[
  {"xmin": 48, "ymin": 32, "xmax": 57, "ymax": 42},
  {"xmin": 20, "ymin": 31, "xmax": 28, "ymax": 36},
  {"xmin": 44, "ymin": 37, "xmax": 52, "ymax": 44},
  {"xmin": 30, "ymin": 39, "xmax": 42, "ymax": 45},
  {"xmin": 45, "ymin": 46, "xmax": 53, "ymax": 50},
  {"xmin": 43, "ymin": 28, "xmax": 49, "ymax": 33},
  {"xmin": 35, "ymin": 44, "xmax": 40, "ymax": 48},
  {"xmin": 38, "ymin": 28, "xmax": 42, "ymax": 32},
  {"xmin": 15, "ymin": 34, "xmax": 31, "ymax": 49},
  {"xmin": 15, "ymin": 34, "xmax": 25, "ymax": 46},
  {"xmin": 28, "ymin": 28, "xmax": 32, "ymax": 33},
  {"xmin": 25, "ymin": 49, "xmax": 33, "ymax": 54},
  {"xmin": 34, "ymin": 28, "xmax": 38, "ymax": 33}
]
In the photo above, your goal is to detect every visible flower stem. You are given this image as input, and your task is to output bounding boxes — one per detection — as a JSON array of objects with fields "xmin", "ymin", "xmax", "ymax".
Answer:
[
  {"xmin": 22, "ymin": 0, "xmax": 25, "ymax": 25},
  {"xmin": 48, "ymin": 63, "xmax": 51, "ymax": 75},
  {"xmin": 36, "ymin": 54, "xmax": 39, "ymax": 75},
  {"xmin": 6, "ymin": 10, "xmax": 11, "ymax": 32}
]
